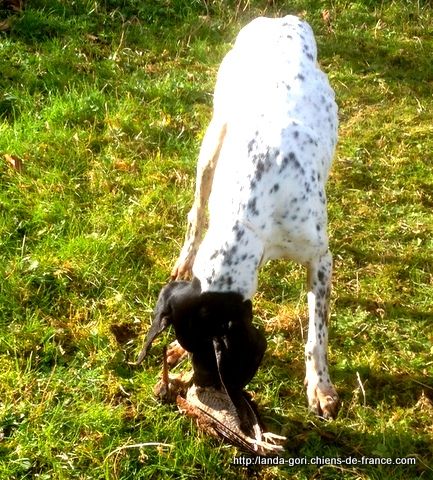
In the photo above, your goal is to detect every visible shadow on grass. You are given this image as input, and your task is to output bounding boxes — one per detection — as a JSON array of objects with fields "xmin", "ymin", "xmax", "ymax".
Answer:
[
  {"xmin": 236, "ymin": 321, "xmax": 433, "ymax": 478},
  {"xmin": 226, "ymin": 405, "xmax": 432, "ymax": 478},
  {"xmin": 318, "ymin": 5, "xmax": 433, "ymax": 95},
  {"xmin": 336, "ymin": 294, "xmax": 433, "ymax": 323},
  {"xmin": 253, "ymin": 376, "xmax": 432, "ymax": 478}
]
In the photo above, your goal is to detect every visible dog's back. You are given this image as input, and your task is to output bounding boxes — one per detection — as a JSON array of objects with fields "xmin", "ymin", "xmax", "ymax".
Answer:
[{"xmin": 213, "ymin": 16, "xmax": 336, "ymax": 141}]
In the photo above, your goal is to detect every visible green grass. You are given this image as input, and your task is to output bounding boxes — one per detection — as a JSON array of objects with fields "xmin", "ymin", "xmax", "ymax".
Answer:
[{"xmin": 1, "ymin": 0, "xmax": 432, "ymax": 479}]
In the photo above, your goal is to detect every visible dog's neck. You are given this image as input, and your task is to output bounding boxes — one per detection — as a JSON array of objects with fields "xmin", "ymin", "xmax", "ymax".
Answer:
[{"xmin": 192, "ymin": 220, "xmax": 264, "ymax": 300}]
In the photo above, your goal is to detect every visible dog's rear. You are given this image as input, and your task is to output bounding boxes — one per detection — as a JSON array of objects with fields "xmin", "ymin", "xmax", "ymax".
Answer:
[{"xmin": 170, "ymin": 16, "xmax": 339, "ymax": 418}]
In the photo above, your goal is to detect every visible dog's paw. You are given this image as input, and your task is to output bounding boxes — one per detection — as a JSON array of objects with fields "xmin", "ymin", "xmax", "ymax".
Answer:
[{"xmin": 306, "ymin": 381, "xmax": 340, "ymax": 419}]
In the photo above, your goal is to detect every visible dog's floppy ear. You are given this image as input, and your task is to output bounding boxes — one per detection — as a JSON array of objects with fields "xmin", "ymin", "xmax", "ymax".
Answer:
[{"xmin": 136, "ymin": 281, "xmax": 191, "ymax": 365}]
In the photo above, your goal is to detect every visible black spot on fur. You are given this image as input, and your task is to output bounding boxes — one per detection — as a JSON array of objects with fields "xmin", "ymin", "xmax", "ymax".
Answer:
[
  {"xmin": 269, "ymin": 183, "xmax": 280, "ymax": 194},
  {"xmin": 279, "ymin": 157, "xmax": 289, "ymax": 172},
  {"xmin": 248, "ymin": 136, "xmax": 257, "ymax": 155},
  {"xmin": 210, "ymin": 249, "xmax": 221, "ymax": 260},
  {"xmin": 255, "ymin": 159, "xmax": 265, "ymax": 181},
  {"xmin": 279, "ymin": 152, "xmax": 305, "ymax": 175},
  {"xmin": 221, "ymin": 245, "xmax": 238, "ymax": 267},
  {"xmin": 234, "ymin": 227, "xmax": 245, "ymax": 241},
  {"xmin": 247, "ymin": 197, "xmax": 259, "ymax": 216},
  {"xmin": 252, "ymin": 149, "xmax": 274, "ymax": 182}
]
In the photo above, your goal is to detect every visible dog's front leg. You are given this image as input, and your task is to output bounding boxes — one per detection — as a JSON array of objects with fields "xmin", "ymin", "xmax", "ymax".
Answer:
[
  {"xmin": 304, "ymin": 250, "xmax": 340, "ymax": 418},
  {"xmin": 171, "ymin": 118, "xmax": 226, "ymax": 280}
]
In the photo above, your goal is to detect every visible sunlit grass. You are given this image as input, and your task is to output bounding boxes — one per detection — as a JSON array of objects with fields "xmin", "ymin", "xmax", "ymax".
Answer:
[{"xmin": 1, "ymin": 1, "xmax": 432, "ymax": 479}]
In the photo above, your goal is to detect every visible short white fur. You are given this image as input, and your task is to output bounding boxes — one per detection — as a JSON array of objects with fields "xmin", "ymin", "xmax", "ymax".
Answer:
[{"xmin": 172, "ymin": 15, "xmax": 339, "ymax": 418}]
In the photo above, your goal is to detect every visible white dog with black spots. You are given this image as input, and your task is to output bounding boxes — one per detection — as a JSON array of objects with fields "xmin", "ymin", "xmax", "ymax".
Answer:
[{"xmin": 167, "ymin": 15, "xmax": 340, "ymax": 419}]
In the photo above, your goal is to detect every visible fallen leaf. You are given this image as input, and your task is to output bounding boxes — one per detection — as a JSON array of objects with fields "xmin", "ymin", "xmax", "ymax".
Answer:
[
  {"xmin": 322, "ymin": 9, "xmax": 334, "ymax": 33},
  {"xmin": 0, "ymin": 19, "xmax": 11, "ymax": 31},
  {"xmin": 4, "ymin": 153, "xmax": 24, "ymax": 172},
  {"xmin": 86, "ymin": 33, "xmax": 100, "ymax": 43},
  {"xmin": 322, "ymin": 9, "xmax": 331, "ymax": 24},
  {"xmin": 6, "ymin": 0, "xmax": 24, "ymax": 12},
  {"xmin": 113, "ymin": 159, "xmax": 136, "ymax": 172}
]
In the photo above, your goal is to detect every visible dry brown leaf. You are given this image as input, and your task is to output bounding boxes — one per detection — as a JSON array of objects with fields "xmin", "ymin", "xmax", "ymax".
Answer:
[
  {"xmin": 86, "ymin": 33, "xmax": 98, "ymax": 41},
  {"xmin": 4, "ymin": 154, "xmax": 24, "ymax": 173},
  {"xmin": 6, "ymin": 0, "xmax": 24, "ymax": 12},
  {"xmin": 322, "ymin": 9, "xmax": 334, "ymax": 33},
  {"xmin": 0, "ymin": 19, "xmax": 11, "ymax": 31},
  {"xmin": 113, "ymin": 159, "xmax": 136, "ymax": 172}
]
